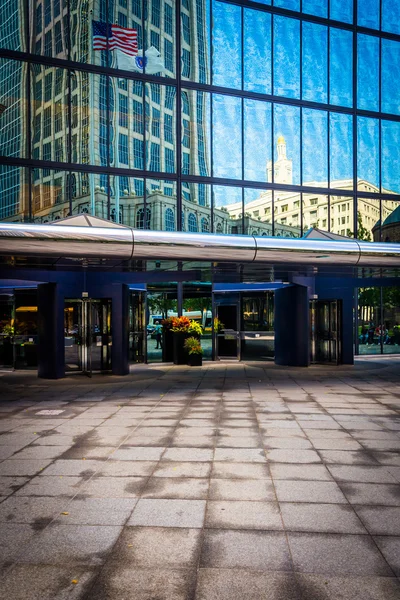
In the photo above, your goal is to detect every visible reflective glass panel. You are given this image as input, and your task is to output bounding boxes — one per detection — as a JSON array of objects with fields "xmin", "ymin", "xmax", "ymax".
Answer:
[
  {"xmin": 30, "ymin": 0, "xmax": 67, "ymax": 59},
  {"xmin": 273, "ymin": 16, "xmax": 300, "ymax": 99},
  {"xmin": 357, "ymin": 0, "xmax": 379, "ymax": 29},
  {"xmin": 357, "ymin": 34, "xmax": 379, "ymax": 112},
  {"xmin": 302, "ymin": 109, "xmax": 328, "ymax": 187},
  {"xmin": 303, "ymin": 0, "xmax": 327, "ymax": 18},
  {"xmin": 330, "ymin": 28, "xmax": 353, "ymax": 108},
  {"xmin": 146, "ymin": 83, "xmax": 176, "ymax": 174},
  {"xmin": 181, "ymin": 0, "xmax": 210, "ymax": 84},
  {"xmin": 274, "ymin": 191, "xmax": 301, "ymax": 237},
  {"xmin": 70, "ymin": 169, "xmax": 107, "ymax": 218},
  {"xmin": 383, "ymin": 287, "xmax": 400, "ymax": 353},
  {"xmin": 244, "ymin": 9, "xmax": 271, "ymax": 95},
  {"xmin": 330, "ymin": 0, "xmax": 353, "ymax": 24},
  {"xmin": 357, "ymin": 117, "xmax": 380, "ymax": 190},
  {"xmin": 181, "ymin": 89, "xmax": 211, "ymax": 177},
  {"xmin": 302, "ymin": 22, "xmax": 327, "ymax": 104},
  {"xmin": 330, "ymin": 195, "xmax": 354, "ymax": 237},
  {"xmin": 244, "ymin": 99, "xmax": 271, "ymax": 183},
  {"xmin": 70, "ymin": 71, "xmax": 106, "ymax": 167},
  {"xmin": 32, "ymin": 65, "xmax": 69, "ymax": 163},
  {"xmin": 1, "ymin": 0, "xmax": 25, "ymax": 50},
  {"xmin": 212, "ymin": 94, "xmax": 242, "ymax": 179},
  {"xmin": 382, "ymin": 0, "xmax": 400, "ymax": 35},
  {"xmin": 274, "ymin": 0, "xmax": 300, "ymax": 11},
  {"xmin": 273, "ymin": 104, "xmax": 300, "ymax": 185},
  {"xmin": 330, "ymin": 112, "xmax": 353, "ymax": 190},
  {"xmin": 182, "ymin": 182, "xmax": 211, "ymax": 232},
  {"xmin": 139, "ymin": 178, "xmax": 177, "ymax": 231},
  {"xmin": 382, "ymin": 40, "xmax": 400, "ymax": 116},
  {"xmin": 109, "ymin": 176, "xmax": 146, "ymax": 226},
  {"xmin": 31, "ymin": 168, "xmax": 70, "ymax": 222},
  {"xmin": 212, "ymin": 1, "xmax": 241, "ymax": 89},
  {"xmin": 381, "ymin": 202, "xmax": 400, "ymax": 243},
  {"xmin": 382, "ymin": 120, "xmax": 400, "ymax": 194},
  {"xmin": 0, "ymin": 166, "xmax": 28, "ymax": 221},
  {"xmin": 0, "ymin": 59, "xmax": 27, "ymax": 159},
  {"xmin": 303, "ymin": 192, "xmax": 329, "ymax": 233},
  {"xmin": 244, "ymin": 188, "xmax": 273, "ymax": 237},
  {"xmin": 358, "ymin": 287, "xmax": 381, "ymax": 355},
  {"xmin": 357, "ymin": 197, "xmax": 380, "ymax": 242},
  {"xmin": 213, "ymin": 185, "xmax": 241, "ymax": 234}
]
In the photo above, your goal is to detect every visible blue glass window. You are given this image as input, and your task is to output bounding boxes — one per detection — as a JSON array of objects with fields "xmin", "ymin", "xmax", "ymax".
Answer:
[
  {"xmin": 164, "ymin": 114, "xmax": 173, "ymax": 143},
  {"xmin": 165, "ymin": 207, "xmax": 175, "ymax": 231},
  {"xmin": 182, "ymin": 49, "xmax": 191, "ymax": 78},
  {"xmin": 188, "ymin": 212, "xmax": 198, "ymax": 232},
  {"xmin": 212, "ymin": 1, "xmax": 241, "ymax": 89},
  {"xmin": 118, "ymin": 134, "xmax": 128, "ymax": 164},
  {"xmin": 382, "ymin": 120, "xmax": 400, "ymax": 193},
  {"xmin": 330, "ymin": 28, "xmax": 353, "ymax": 108},
  {"xmin": 119, "ymin": 94, "xmax": 128, "ymax": 128},
  {"xmin": 382, "ymin": 40, "xmax": 400, "ymax": 116},
  {"xmin": 273, "ymin": 17, "xmax": 300, "ymax": 99},
  {"xmin": 213, "ymin": 94, "xmax": 242, "ymax": 179},
  {"xmin": 357, "ymin": 117, "xmax": 379, "ymax": 189},
  {"xmin": 330, "ymin": 113, "xmax": 353, "ymax": 187},
  {"xmin": 164, "ymin": 39, "xmax": 174, "ymax": 72},
  {"xmin": 201, "ymin": 217, "xmax": 209, "ymax": 232},
  {"xmin": 358, "ymin": 0, "xmax": 379, "ymax": 29},
  {"xmin": 302, "ymin": 22, "xmax": 327, "ymax": 104},
  {"xmin": 303, "ymin": 0, "xmax": 327, "ymax": 18},
  {"xmin": 330, "ymin": 0, "xmax": 352, "ymax": 23},
  {"xmin": 382, "ymin": 0, "xmax": 400, "ymax": 35},
  {"xmin": 244, "ymin": 99, "xmax": 271, "ymax": 183},
  {"xmin": 165, "ymin": 3, "xmax": 173, "ymax": 36},
  {"xmin": 152, "ymin": 0, "xmax": 161, "ymax": 27},
  {"xmin": 274, "ymin": 104, "xmax": 300, "ymax": 185},
  {"xmin": 357, "ymin": 34, "xmax": 379, "ymax": 112},
  {"xmin": 274, "ymin": 0, "xmax": 299, "ymax": 10},
  {"xmin": 149, "ymin": 142, "xmax": 160, "ymax": 171},
  {"xmin": 244, "ymin": 9, "xmax": 271, "ymax": 95},
  {"xmin": 302, "ymin": 109, "xmax": 328, "ymax": 186},
  {"xmin": 165, "ymin": 147, "xmax": 175, "ymax": 172}
]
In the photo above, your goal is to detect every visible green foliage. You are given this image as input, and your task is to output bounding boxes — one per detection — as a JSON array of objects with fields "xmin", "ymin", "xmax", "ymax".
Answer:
[
  {"xmin": 213, "ymin": 317, "xmax": 224, "ymax": 333},
  {"xmin": 188, "ymin": 320, "xmax": 203, "ymax": 336},
  {"xmin": 184, "ymin": 336, "xmax": 203, "ymax": 355}
]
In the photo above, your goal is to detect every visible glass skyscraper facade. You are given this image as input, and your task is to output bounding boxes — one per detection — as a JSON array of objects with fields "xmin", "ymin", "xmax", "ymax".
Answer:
[{"xmin": 0, "ymin": 0, "xmax": 399, "ymax": 370}]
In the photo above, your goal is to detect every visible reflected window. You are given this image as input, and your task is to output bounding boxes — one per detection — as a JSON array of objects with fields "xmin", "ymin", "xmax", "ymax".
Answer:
[
  {"xmin": 136, "ymin": 207, "xmax": 151, "ymax": 229},
  {"xmin": 201, "ymin": 217, "xmax": 209, "ymax": 232},
  {"xmin": 165, "ymin": 207, "xmax": 175, "ymax": 231},
  {"xmin": 188, "ymin": 212, "xmax": 198, "ymax": 232}
]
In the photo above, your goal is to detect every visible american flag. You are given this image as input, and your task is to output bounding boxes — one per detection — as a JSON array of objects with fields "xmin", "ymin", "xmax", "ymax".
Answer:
[{"xmin": 92, "ymin": 20, "xmax": 138, "ymax": 55}]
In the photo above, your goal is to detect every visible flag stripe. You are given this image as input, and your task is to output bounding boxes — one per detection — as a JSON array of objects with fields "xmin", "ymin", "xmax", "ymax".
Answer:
[{"xmin": 92, "ymin": 21, "xmax": 138, "ymax": 55}]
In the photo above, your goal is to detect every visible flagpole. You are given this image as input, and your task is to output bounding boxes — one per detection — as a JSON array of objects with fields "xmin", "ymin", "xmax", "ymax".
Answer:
[
  {"xmin": 114, "ymin": 71, "xmax": 120, "ymax": 224},
  {"xmin": 89, "ymin": 12, "xmax": 95, "ymax": 217}
]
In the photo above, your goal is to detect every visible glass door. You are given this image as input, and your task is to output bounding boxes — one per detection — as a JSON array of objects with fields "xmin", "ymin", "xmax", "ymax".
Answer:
[
  {"xmin": 64, "ymin": 299, "xmax": 112, "ymax": 375},
  {"xmin": 129, "ymin": 291, "xmax": 145, "ymax": 363},
  {"xmin": 310, "ymin": 300, "xmax": 341, "ymax": 364},
  {"xmin": 216, "ymin": 304, "xmax": 239, "ymax": 359},
  {"xmin": 240, "ymin": 293, "xmax": 275, "ymax": 360}
]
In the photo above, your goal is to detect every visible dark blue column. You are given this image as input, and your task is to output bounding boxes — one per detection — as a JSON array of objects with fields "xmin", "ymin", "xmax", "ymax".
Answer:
[
  {"xmin": 274, "ymin": 285, "xmax": 310, "ymax": 367},
  {"xmin": 37, "ymin": 283, "xmax": 65, "ymax": 379},
  {"xmin": 111, "ymin": 283, "xmax": 130, "ymax": 376}
]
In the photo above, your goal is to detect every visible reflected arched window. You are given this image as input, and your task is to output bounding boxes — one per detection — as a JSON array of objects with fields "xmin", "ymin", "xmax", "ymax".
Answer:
[
  {"xmin": 216, "ymin": 222, "xmax": 223, "ymax": 233},
  {"xmin": 252, "ymin": 230, "xmax": 258, "ymax": 236},
  {"xmin": 165, "ymin": 208, "xmax": 175, "ymax": 231},
  {"xmin": 188, "ymin": 213, "xmax": 197, "ymax": 232},
  {"xmin": 136, "ymin": 207, "xmax": 151, "ymax": 229},
  {"xmin": 201, "ymin": 217, "xmax": 209, "ymax": 233}
]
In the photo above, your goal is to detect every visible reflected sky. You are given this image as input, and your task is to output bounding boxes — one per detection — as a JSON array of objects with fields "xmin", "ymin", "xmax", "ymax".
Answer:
[
  {"xmin": 357, "ymin": 117, "xmax": 379, "ymax": 189},
  {"xmin": 330, "ymin": 113, "xmax": 353, "ymax": 185},
  {"xmin": 302, "ymin": 109, "xmax": 328, "ymax": 185},
  {"xmin": 244, "ymin": 100, "xmax": 271, "ymax": 182},
  {"xmin": 357, "ymin": 35, "xmax": 379, "ymax": 112},
  {"xmin": 358, "ymin": 0, "xmax": 379, "ymax": 29},
  {"xmin": 302, "ymin": 22, "xmax": 327, "ymax": 104},
  {"xmin": 273, "ymin": 16, "xmax": 300, "ymax": 99},
  {"xmin": 244, "ymin": 9, "xmax": 271, "ymax": 95},
  {"xmin": 330, "ymin": 28, "xmax": 353, "ymax": 107},
  {"xmin": 212, "ymin": 94, "xmax": 242, "ymax": 179},
  {"xmin": 382, "ymin": 40, "xmax": 400, "ymax": 116},
  {"xmin": 212, "ymin": 1, "xmax": 241, "ymax": 89}
]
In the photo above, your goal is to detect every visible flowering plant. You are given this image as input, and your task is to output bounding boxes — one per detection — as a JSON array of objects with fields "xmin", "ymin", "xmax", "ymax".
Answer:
[
  {"xmin": 161, "ymin": 317, "xmax": 175, "ymax": 330},
  {"xmin": 188, "ymin": 320, "xmax": 203, "ymax": 336},
  {"xmin": 214, "ymin": 317, "xmax": 225, "ymax": 333},
  {"xmin": 184, "ymin": 336, "xmax": 203, "ymax": 355},
  {"xmin": 171, "ymin": 316, "xmax": 191, "ymax": 332}
]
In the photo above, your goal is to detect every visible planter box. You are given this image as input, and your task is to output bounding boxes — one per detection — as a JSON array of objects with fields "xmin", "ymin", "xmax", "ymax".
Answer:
[
  {"xmin": 188, "ymin": 353, "xmax": 202, "ymax": 366},
  {"xmin": 173, "ymin": 332, "xmax": 190, "ymax": 365},
  {"xmin": 162, "ymin": 330, "xmax": 174, "ymax": 362}
]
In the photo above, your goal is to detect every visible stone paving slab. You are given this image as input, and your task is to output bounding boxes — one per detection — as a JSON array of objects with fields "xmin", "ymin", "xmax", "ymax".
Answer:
[{"xmin": 0, "ymin": 358, "xmax": 400, "ymax": 598}]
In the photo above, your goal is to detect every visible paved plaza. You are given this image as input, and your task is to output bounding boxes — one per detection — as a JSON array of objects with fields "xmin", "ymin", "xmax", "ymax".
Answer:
[{"xmin": 0, "ymin": 358, "xmax": 400, "ymax": 599}]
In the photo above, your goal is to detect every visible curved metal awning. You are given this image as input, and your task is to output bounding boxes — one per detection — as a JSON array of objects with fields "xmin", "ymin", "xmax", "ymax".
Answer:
[{"xmin": 0, "ymin": 221, "xmax": 400, "ymax": 267}]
